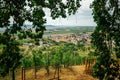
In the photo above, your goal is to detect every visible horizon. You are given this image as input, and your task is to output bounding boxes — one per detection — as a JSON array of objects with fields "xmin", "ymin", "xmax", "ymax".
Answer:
[{"xmin": 2, "ymin": 24, "xmax": 96, "ymax": 26}]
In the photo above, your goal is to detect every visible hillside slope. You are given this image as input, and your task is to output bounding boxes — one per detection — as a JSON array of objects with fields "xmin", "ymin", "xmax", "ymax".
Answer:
[{"xmin": 16, "ymin": 65, "xmax": 98, "ymax": 80}]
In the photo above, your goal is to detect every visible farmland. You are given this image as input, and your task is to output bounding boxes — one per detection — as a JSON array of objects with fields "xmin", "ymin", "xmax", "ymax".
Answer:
[
  {"xmin": 44, "ymin": 26, "xmax": 95, "ymax": 35},
  {"xmin": 0, "ymin": 26, "xmax": 97, "ymax": 80}
]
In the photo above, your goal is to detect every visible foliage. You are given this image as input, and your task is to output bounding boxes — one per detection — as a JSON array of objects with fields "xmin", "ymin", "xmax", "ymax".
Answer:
[
  {"xmin": 21, "ymin": 57, "xmax": 33, "ymax": 68},
  {"xmin": 62, "ymin": 51, "xmax": 72, "ymax": 67},
  {"xmin": 19, "ymin": 40, "xmax": 90, "ymax": 74},
  {"xmin": 0, "ymin": 0, "xmax": 82, "ymax": 79},
  {"xmin": 21, "ymin": 48, "xmax": 44, "ymax": 68},
  {"xmin": 43, "ymin": 52, "xmax": 51, "ymax": 74},
  {"xmin": 91, "ymin": 0, "xmax": 120, "ymax": 79},
  {"xmin": 77, "ymin": 40, "xmax": 85, "ymax": 50},
  {"xmin": 45, "ymin": 27, "xmax": 95, "ymax": 35},
  {"xmin": 32, "ymin": 49, "xmax": 44, "ymax": 67},
  {"xmin": 50, "ymin": 42, "xmax": 78, "ymax": 67},
  {"xmin": 51, "ymin": 48, "xmax": 62, "ymax": 68},
  {"xmin": 0, "ymin": 0, "xmax": 81, "ymax": 35},
  {"xmin": 0, "ymin": 35, "xmax": 22, "ymax": 77}
]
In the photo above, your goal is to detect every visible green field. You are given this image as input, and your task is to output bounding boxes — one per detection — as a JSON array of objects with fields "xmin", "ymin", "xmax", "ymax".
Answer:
[{"xmin": 44, "ymin": 27, "xmax": 95, "ymax": 35}]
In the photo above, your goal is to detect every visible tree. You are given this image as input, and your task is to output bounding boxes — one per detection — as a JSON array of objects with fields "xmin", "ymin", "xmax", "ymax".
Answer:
[
  {"xmin": 0, "ymin": 34, "xmax": 22, "ymax": 80},
  {"xmin": 0, "ymin": 0, "xmax": 81, "ymax": 35},
  {"xmin": 0, "ymin": 0, "xmax": 81, "ymax": 79},
  {"xmin": 91, "ymin": 0, "xmax": 120, "ymax": 79}
]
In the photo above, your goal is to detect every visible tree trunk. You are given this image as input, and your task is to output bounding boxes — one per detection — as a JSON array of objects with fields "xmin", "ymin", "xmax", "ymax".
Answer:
[{"xmin": 12, "ymin": 69, "xmax": 15, "ymax": 80}]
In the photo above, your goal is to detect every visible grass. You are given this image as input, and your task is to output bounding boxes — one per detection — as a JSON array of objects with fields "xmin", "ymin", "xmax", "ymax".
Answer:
[
  {"xmin": 2, "ymin": 65, "xmax": 98, "ymax": 80},
  {"xmin": 17, "ymin": 39, "xmax": 34, "ymax": 45}
]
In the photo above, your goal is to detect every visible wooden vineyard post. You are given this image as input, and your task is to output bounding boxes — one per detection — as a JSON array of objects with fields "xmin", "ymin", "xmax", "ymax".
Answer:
[
  {"xmin": 34, "ymin": 66, "xmax": 37, "ymax": 79},
  {"xmin": 54, "ymin": 63, "xmax": 60, "ymax": 80},
  {"xmin": 88, "ymin": 59, "xmax": 90, "ymax": 71},
  {"xmin": 58, "ymin": 65, "xmax": 60, "ymax": 80},
  {"xmin": 21, "ymin": 67, "xmax": 23, "ymax": 80},
  {"xmin": 85, "ymin": 58, "xmax": 88, "ymax": 73},
  {"xmin": 21, "ymin": 67, "xmax": 25, "ymax": 80},
  {"xmin": 54, "ymin": 69, "xmax": 57, "ymax": 79},
  {"xmin": 84, "ymin": 58, "xmax": 96, "ymax": 74},
  {"xmin": 23, "ymin": 68, "xmax": 25, "ymax": 80},
  {"xmin": 93, "ymin": 57, "xmax": 96, "ymax": 65}
]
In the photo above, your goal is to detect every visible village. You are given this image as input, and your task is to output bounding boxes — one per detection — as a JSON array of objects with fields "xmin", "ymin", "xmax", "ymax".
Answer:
[{"xmin": 43, "ymin": 33, "xmax": 91, "ymax": 45}]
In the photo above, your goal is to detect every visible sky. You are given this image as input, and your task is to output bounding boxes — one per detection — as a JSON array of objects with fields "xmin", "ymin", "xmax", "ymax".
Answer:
[
  {"xmin": 20, "ymin": 0, "xmax": 96, "ymax": 26},
  {"xmin": 44, "ymin": 0, "xmax": 97, "ymax": 26}
]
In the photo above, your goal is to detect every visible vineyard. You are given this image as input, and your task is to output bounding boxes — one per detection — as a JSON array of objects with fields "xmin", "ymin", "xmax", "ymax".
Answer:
[
  {"xmin": 0, "ymin": 32, "xmax": 96, "ymax": 80},
  {"xmin": 0, "ymin": 60, "xmax": 97, "ymax": 80}
]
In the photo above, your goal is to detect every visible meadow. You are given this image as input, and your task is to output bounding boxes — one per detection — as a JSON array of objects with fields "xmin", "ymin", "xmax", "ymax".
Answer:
[{"xmin": 44, "ymin": 27, "xmax": 95, "ymax": 35}]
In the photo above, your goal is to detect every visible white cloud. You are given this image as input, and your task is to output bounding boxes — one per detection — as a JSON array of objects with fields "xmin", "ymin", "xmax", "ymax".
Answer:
[
  {"xmin": 9, "ymin": 0, "xmax": 96, "ymax": 26},
  {"xmin": 21, "ymin": 0, "xmax": 96, "ymax": 26},
  {"xmin": 45, "ymin": 0, "xmax": 96, "ymax": 26}
]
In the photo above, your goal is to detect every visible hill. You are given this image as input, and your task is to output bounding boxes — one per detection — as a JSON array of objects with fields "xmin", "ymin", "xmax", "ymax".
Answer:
[{"xmin": 14, "ymin": 65, "xmax": 98, "ymax": 80}]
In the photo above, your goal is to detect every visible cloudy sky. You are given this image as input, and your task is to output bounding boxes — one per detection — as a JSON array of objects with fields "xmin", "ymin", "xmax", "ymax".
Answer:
[{"xmin": 44, "ymin": 0, "xmax": 96, "ymax": 26}]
